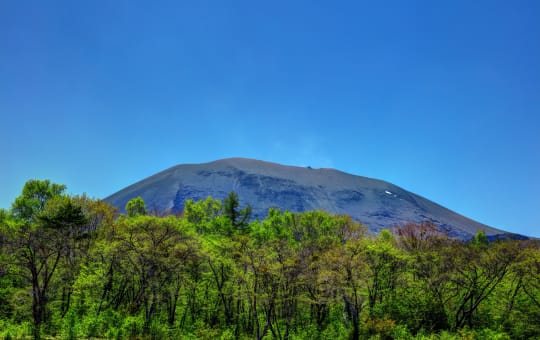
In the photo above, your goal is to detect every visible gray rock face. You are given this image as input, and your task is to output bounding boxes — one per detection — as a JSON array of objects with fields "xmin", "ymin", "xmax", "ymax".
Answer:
[{"xmin": 104, "ymin": 158, "xmax": 506, "ymax": 239}]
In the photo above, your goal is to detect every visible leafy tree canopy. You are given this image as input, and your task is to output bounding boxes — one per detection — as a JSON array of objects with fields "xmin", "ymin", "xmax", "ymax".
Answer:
[{"xmin": 125, "ymin": 196, "xmax": 147, "ymax": 217}]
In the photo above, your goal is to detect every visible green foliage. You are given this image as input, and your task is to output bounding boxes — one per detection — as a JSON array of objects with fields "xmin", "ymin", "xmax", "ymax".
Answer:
[
  {"xmin": 125, "ymin": 196, "xmax": 147, "ymax": 217},
  {"xmin": 1, "ymin": 180, "xmax": 540, "ymax": 339},
  {"xmin": 11, "ymin": 179, "xmax": 66, "ymax": 222},
  {"xmin": 38, "ymin": 195, "xmax": 88, "ymax": 230},
  {"xmin": 473, "ymin": 230, "xmax": 489, "ymax": 246},
  {"xmin": 222, "ymin": 191, "xmax": 252, "ymax": 232},
  {"xmin": 184, "ymin": 197, "xmax": 222, "ymax": 230}
]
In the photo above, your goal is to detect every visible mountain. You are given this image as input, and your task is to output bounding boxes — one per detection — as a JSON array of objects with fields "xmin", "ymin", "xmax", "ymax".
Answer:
[{"xmin": 105, "ymin": 158, "xmax": 513, "ymax": 239}]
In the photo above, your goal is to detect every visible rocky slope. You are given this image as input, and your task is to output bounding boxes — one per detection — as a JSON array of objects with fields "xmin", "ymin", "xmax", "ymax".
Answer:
[{"xmin": 105, "ymin": 158, "xmax": 512, "ymax": 239}]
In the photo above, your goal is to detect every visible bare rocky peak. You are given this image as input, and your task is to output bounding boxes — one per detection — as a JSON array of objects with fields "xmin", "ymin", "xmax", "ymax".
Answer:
[{"xmin": 105, "ymin": 157, "xmax": 513, "ymax": 240}]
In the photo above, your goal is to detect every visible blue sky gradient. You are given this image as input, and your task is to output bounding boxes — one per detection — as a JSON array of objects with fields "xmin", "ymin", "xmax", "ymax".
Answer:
[{"xmin": 1, "ymin": 1, "xmax": 539, "ymax": 237}]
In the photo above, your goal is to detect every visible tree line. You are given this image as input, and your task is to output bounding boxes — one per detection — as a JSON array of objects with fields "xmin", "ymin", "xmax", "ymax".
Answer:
[{"xmin": 0, "ymin": 179, "xmax": 539, "ymax": 339}]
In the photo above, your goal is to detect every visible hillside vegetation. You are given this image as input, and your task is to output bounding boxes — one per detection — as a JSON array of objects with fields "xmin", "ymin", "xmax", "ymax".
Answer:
[{"xmin": 1, "ymin": 180, "xmax": 539, "ymax": 339}]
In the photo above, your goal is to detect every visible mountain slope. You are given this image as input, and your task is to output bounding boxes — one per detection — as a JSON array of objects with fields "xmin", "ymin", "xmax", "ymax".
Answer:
[{"xmin": 105, "ymin": 158, "xmax": 507, "ymax": 239}]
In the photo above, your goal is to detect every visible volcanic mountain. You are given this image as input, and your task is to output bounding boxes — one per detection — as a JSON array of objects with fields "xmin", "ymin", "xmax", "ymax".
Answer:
[{"xmin": 105, "ymin": 158, "xmax": 512, "ymax": 239}]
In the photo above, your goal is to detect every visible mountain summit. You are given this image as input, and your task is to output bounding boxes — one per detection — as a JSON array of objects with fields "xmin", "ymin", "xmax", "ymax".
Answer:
[{"xmin": 105, "ymin": 158, "xmax": 507, "ymax": 239}]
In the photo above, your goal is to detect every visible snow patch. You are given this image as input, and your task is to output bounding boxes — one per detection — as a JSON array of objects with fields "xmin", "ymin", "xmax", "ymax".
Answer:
[{"xmin": 385, "ymin": 190, "xmax": 393, "ymax": 195}]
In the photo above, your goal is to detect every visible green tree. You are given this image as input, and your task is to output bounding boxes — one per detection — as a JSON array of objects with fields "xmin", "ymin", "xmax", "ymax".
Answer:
[
  {"xmin": 3, "ymin": 180, "xmax": 87, "ymax": 338},
  {"xmin": 11, "ymin": 179, "xmax": 66, "ymax": 222},
  {"xmin": 447, "ymin": 239, "xmax": 517, "ymax": 330},
  {"xmin": 38, "ymin": 196, "xmax": 89, "ymax": 319},
  {"xmin": 321, "ymin": 235, "xmax": 367, "ymax": 339},
  {"xmin": 473, "ymin": 230, "xmax": 489, "ymax": 247},
  {"xmin": 125, "ymin": 197, "xmax": 147, "ymax": 217},
  {"xmin": 365, "ymin": 230, "xmax": 408, "ymax": 322},
  {"xmin": 222, "ymin": 192, "xmax": 252, "ymax": 232},
  {"xmin": 396, "ymin": 223, "xmax": 452, "ymax": 332},
  {"xmin": 104, "ymin": 215, "xmax": 198, "ymax": 332},
  {"xmin": 184, "ymin": 197, "xmax": 222, "ymax": 233}
]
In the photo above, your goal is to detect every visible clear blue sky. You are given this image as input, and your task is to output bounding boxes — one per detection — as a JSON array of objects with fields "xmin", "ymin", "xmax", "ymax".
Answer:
[{"xmin": 1, "ymin": 1, "xmax": 539, "ymax": 237}]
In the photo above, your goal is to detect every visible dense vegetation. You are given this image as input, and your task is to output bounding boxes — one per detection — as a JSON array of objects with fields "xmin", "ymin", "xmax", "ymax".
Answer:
[{"xmin": 1, "ymin": 180, "xmax": 539, "ymax": 339}]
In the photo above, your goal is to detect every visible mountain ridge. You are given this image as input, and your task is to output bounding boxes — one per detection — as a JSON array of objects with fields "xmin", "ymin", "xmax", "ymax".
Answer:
[{"xmin": 105, "ymin": 158, "xmax": 515, "ymax": 240}]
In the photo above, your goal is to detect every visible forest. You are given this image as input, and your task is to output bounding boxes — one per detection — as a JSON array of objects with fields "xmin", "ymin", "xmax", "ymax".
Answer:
[{"xmin": 0, "ymin": 179, "xmax": 539, "ymax": 339}]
